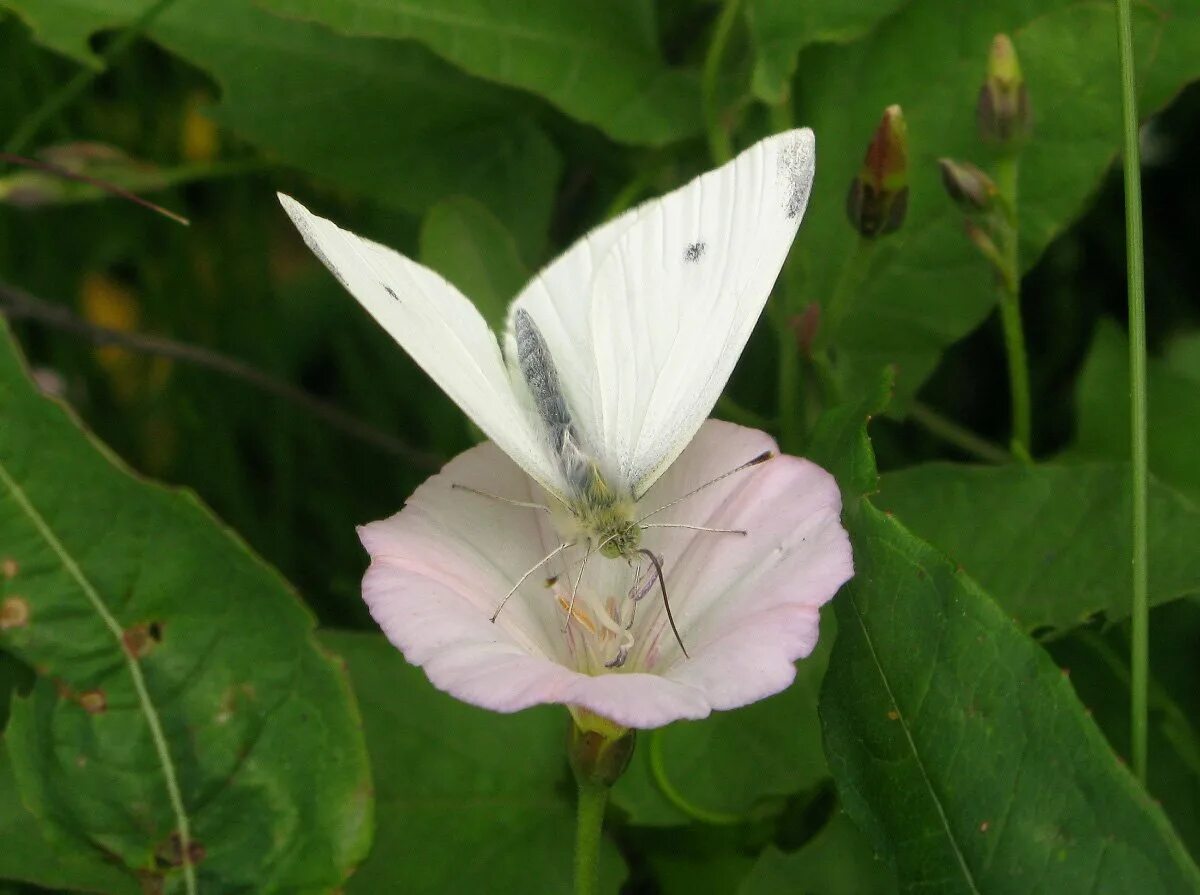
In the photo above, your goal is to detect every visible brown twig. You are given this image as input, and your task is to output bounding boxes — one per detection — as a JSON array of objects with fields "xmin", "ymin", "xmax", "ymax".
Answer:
[{"xmin": 0, "ymin": 280, "xmax": 440, "ymax": 470}]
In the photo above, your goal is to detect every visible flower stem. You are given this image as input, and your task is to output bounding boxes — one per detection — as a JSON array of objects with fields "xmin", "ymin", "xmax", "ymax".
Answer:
[
  {"xmin": 573, "ymin": 779, "xmax": 609, "ymax": 895},
  {"xmin": 1115, "ymin": 0, "xmax": 1149, "ymax": 784},
  {"xmin": 992, "ymin": 154, "xmax": 1032, "ymax": 460},
  {"xmin": 702, "ymin": 0, "xmax": 742, "ymax": 165},
  {"xmin": 907, "ymin": 400, "xmax": 1011, "ymax": 464},
  {"xmin": 5, "ymin": 0, "xmax": 181, "ymax": 155},
  {"xmin": 822, "ymin": 236, "xmax": 878, "ymax": 349},
  {"xmin": 776, "ymin": 303, "xmax": 804, "ymax": 452},
  {"xmin": 648, "ymin": 729, "xmax": 744, "ymax": 824}
]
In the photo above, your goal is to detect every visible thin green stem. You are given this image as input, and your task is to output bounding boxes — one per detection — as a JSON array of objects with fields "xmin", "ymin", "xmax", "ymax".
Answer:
[
  {"xmin": 648, "ymin": 729, "xmax": 744, "ymax": 825},
  {"xmin": 6, "ymin": 0, "xmax": 180, "ymax": 155},
  {"xmin": 573, "ymin": 779, "xmax": 608, "ymax": 895},
  {"xmin": 776, "ymin": 303, "xmax": 804, "ymax": 452},
  {"xmin": 1115, "ymin": 0, "xmax": 1149, "ymax": 784},
  {"xmin": 907, "ymin": 401, "xmax": 1011, "ymax": 464},
  {"xmin": 822, "ymin": 236, "xmax": 878, "ymax": 347},
  {"xmin": 701, "ymin": 0, "xmax": 742, "ymax": 165},
  {"xmin": 993, "ymin": 154, "xmax": 1032, "ymax": 460}
]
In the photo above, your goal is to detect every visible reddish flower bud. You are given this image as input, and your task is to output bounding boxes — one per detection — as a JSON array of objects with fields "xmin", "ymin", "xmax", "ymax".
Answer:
[{"xmin": 846, "ymin": 104, "xmax": 909, "ymax": 238}]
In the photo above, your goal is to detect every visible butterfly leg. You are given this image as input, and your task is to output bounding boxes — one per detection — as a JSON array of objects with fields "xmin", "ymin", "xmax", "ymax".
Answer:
[{"xmin": 491, "ymin": 541, "xmax": 575, "ymax": 622}]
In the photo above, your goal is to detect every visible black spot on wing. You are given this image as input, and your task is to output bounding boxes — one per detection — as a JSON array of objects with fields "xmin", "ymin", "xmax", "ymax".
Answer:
[
  {"xmin": 382, "ymin": 284, "xmax": 400, "ymax": 301},
  {"xmin": 684, "ymin": 241, "xmax": 706, "ymax": 263}
]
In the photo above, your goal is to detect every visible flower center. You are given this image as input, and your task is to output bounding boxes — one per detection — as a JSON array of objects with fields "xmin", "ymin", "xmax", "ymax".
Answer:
[{"xmin": 548, "ymin": 558, "xmax": 661, "ymax": 673}]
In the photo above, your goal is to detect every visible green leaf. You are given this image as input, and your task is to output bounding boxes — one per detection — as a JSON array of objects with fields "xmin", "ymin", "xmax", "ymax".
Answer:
[
  {"xmin": 256, "ymin": 0, "xmax": 701, "ymax": 146},
  {"xmin": 739, "ymin": 813, "xmax": 896, "ymax": 895},
  {"xmin": 612, "ymin": 631, "xmax": 832, "ymax": 826},
  {"xmin": 791, "ymin": 1, "xmax": 1200, "ymax": 407},
  {"xmin": 820, "ymin": 502, "xmax": 1200, "ymax": 893},
  {"xmin": 875, "ymin": 462, "xmax": 1200, "ymax": 634},
  {"xmin": 1048, "ymin": 606, "xmax": 1200, "ymax": 861},
  {"xmin": 2, "ymin": 0, "xmax": 562, "ymax": 255},
  {"xmin": 418, "ymin": 196, "xmax": 529, "ymax": 332},
  {"xmin": 0, "ymin": 737, "xmax": 139, "ymax": 894},
  {"xmin": 745, "ymin": 0, "xmax": 908, "ymax": 103},
  {"xmin": 0, "ymin": 321, "xmax": 371, "ymax": 891},
  {"xmin": 1071, "ymin": 320, "xmax": 1200, "ymax": 503},
  {"xmin": 319, "ymin": 630, "xmax": 627, "ymax": 894},
  {"xmin": 803, "ymin": 366, "xmax": 893, "ymax": 499}
]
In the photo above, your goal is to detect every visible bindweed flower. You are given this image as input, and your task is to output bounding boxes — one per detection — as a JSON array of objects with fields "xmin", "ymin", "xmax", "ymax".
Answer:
[{"xmin": 359, "ymin": 420, "xmax": 852, "ymax": 731}]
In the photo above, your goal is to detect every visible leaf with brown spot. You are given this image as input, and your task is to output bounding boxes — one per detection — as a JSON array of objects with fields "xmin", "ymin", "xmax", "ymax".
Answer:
[{"xmin": 0, "ymin": 320, "xmax": 371, "ymax": 892}]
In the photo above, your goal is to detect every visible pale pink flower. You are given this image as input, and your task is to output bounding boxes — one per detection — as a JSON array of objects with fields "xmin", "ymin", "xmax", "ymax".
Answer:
[{"xmin": 359, "ymin": 420, "xmax": 852, "ymax": 730}]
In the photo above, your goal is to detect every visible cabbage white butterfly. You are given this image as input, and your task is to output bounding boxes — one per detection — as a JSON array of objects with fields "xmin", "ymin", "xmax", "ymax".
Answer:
[{"xmin": 278, "ymin": 128, "xmax": 815, "ymax": 642}]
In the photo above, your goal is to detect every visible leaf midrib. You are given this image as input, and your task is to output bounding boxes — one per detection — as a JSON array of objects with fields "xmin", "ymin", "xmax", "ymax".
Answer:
[
  {"xmin": 0, "ymin": 459, "xmax": 197, "ymax": 894},
  {"xmin": 846, "ymin": 559, "xmax": 982, "ymax": 894}
]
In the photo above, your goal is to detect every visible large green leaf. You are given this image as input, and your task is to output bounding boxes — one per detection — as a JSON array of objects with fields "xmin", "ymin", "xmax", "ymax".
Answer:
[
  {"xmin": 745, "ymin": 0, "xmax": 909, "ymax": 103},
  {"xmin": 612, "ymin": 630, "xmax": 832, "ymax": 826},
  {"xmin": 876, "ymin": 462, "xmax": 1200, "ymax": 633},
  {"xmin": 2, "ymin": 0, "xmax": 562, "ymax": 254},
  {"xmin": 418, "ymin": 196, "xmax": 529, "ymax": 333},
  {"xmin": 739, "ymin": 813, "xmax": 896, "ymax": 895},
  {"xmin": 318, "ymin": 630, "xmax": 626, "ymax": 894},
  {"xmin": 790, "ymin": 1, "xmax": 1200, "ymax": 407},
  {"xmin": 1070, "ymin": 320, "xmax": 1200, "ymax": 503},
  {"xmin": 0, "ymin": 321, "xmax": 371, "ymax": 892},
  {"xmin": 257, "ymin": 0, "xmax": 702, "ymax": 146},
  {"xmin": 820, "ymin": 501, "xmax": 1200, "ymax": 893}
]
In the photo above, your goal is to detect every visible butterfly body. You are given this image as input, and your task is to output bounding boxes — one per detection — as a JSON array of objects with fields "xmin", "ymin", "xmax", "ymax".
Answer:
[{"xmin": 568, "ymin": 465, "xmax": 641, "ymax": 559}]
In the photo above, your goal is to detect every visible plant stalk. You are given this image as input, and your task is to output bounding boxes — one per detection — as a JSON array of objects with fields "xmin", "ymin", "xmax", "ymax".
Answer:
[
  {"xmin": 701, "ymin": 0, "xmax": 742, "ymax": 165},
  {"xmin": 573, "ymin": 779, "xmax": 608, "ymax": 895},
  {"xmin": 1115, "ymin": 0, "xmax": 1150, "ymax": 784},
  {"xmin": 993, "ymin": 154, "xmax": 1032, "ymax": 459}
]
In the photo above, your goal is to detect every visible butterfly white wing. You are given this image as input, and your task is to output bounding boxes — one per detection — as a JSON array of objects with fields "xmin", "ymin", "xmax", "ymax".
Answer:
[
  {"xmin": 506, "ymin": 129, "xmax": 815, "ymax": 499},
  {"xmin": 277, "ymin": 194, "xmax": 564, "ymax": 496}
]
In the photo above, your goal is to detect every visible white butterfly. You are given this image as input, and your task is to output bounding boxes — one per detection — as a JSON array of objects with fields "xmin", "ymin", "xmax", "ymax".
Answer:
[{"xmin": 278, "ymin": 128, "xmax": 814, "ymax": 579}]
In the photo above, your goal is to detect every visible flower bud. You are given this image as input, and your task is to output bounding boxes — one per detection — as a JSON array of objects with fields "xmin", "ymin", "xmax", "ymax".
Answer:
[
  {"xmin": 846, "ymin": 104, "xmax": 908, "ymax": 238},
  {"xmin": 567, "ymin": 711, "xmax": 635, "ymax": 788},
  {"xmin": 938, "ymin": 158, "xmax": 998, "ymax": 212},
  {"xmin": 977, "ymin": 34, "xmax": 1030, "ymax": 148},
  {"xmin": 962, "ymin": 219, "xmax": 1005, "ymax": 274}
]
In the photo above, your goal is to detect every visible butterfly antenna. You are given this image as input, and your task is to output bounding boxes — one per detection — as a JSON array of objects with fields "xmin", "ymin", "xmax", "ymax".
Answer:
[
  {"xmin": 636, "ymin": 451, "xmax": 773, "ymax": 524},
  {"xmin": 491, "ymin": 541, "xmax": 575, "ymax": 623},
  {"xmin": 638, "ymin": 548, "xmax": 688, "ymax": 659}
]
